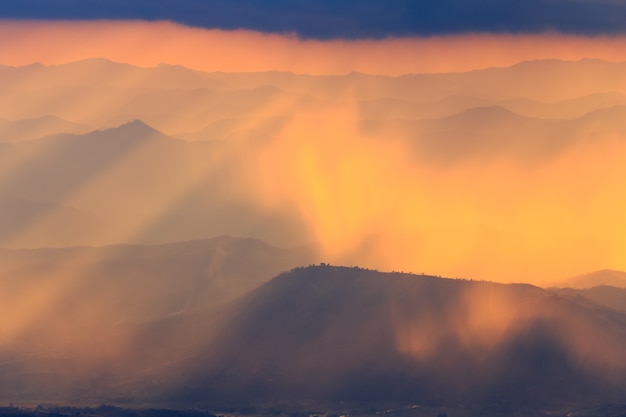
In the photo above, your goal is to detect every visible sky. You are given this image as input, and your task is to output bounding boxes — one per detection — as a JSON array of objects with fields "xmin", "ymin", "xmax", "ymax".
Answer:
[{"xmin": 3, "ymin": 0, "xmax": 626, "ymax": 39}]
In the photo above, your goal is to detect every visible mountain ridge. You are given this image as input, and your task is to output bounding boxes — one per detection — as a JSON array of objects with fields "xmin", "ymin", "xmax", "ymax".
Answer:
[{"xmin": 147, "ymin": 265, "xmax": 626, "ymax": 407}]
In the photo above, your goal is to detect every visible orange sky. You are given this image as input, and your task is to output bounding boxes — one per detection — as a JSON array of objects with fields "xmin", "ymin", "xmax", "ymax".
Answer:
[{"xmin": 2, "ymin": 20, "xmax": 626, "ymax": 74}]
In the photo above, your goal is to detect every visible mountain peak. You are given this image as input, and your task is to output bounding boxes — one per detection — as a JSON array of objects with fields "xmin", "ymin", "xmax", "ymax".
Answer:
[
  {"xmin": 109, "ymin": 119, "xmax": 165, "ymax": 137},
  {"xmin": 438, "ymin": 105, "xmax": 527, "ymax": 127}
]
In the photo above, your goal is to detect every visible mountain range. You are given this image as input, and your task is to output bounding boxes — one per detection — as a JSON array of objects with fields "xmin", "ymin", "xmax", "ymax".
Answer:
[
  {"xmin": 4, "ymin": 58, "xmax": 626, "ymax": 138},
  {"xmin": 1, "ymin": 103, "xmax": 625, "ymax": 250}
]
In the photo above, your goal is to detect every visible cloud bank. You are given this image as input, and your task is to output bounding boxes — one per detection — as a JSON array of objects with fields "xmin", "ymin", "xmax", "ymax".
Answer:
[{"xmin": 3, "ymin": 0, "xmax": 626, "ymax": 39}]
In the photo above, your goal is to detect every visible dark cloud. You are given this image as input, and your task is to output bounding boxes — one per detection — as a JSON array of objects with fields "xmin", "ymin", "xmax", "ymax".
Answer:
[{"xmin": 1, "ymin": 0, "xmax": 626, "ymax": 38}]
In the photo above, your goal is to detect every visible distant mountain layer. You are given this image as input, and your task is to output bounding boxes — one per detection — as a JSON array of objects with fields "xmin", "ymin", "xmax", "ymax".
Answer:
[
  {"xmin": 363, "ymin": 104, "xmax": 626, "ymax": 164},
  {"xmin": 2, "ymin": 58, "xmax": 626, "ymax": 255},
  {"xmin": 549, "ymin": 270, "xmax": 626, "ymax": 312},
  {"xmin": 554, "ymin": 269, "xmax": 626, "ymax": 289},
  {"xmin": 2, "ymin": 101, "xmax": 626, "ymax": 249},
  {"xmin": 4, "ymin": 58, "xmax": 626, "ymax": 135},
  {"xmin": 0, "ymin": 120, "xmax": 307, "ymax": 248}
]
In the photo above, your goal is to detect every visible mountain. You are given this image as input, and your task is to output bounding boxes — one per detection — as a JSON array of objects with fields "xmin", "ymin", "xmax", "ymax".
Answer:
[
  {"xmin": 363, "ymin": 105, "xmax": 626, "ymax": 164},
  {"xmin": 5, "ymin": 58, "xmax": 626, "ymax": 135},
  {"xmin": 0, "ymin": 237, "xmax": 318, "ymax": 404},
  {"xmin": 0, "ymin": 120, "xmax": 306, "ymax": 248},
  {"xmin": 0, "ymin": 60, "xmax": 304, "ymax": 135},
  {"xmin": 130, "ymin": 265, "xmax": 626, "ymax": 408},
  {"xmin": 0, "ymin": 59, "xmax": 220, "ymax": 91},
  {"xmin": 1, "ymin": 58, "xmax": 626, "ymax": 279}
]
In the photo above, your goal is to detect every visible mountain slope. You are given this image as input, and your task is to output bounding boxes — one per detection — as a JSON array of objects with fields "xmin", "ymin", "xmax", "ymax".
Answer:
[
  {"xmin": 3, "ymin": 265, "xmax": 626, "ymax": 408},
  {"xmin": 153, "ymin": 266, "xmax": 626, "ymax": 407},
  {"xmin": 0, "ymin": 237, "xmax": 317, "ymax": 403},
  {"xmin": 0, "ymin": 120, "xmax": 306, "ymax": 248}
]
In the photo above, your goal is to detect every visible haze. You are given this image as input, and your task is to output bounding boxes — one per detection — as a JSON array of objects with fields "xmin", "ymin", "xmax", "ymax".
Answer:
[
  {"xmin": 3, "ymin": 16, "xmax": 626, "ymax": 413},
  {"xmin": 1, "ymin": 47, "xmax": 626, "ymax": 282}
]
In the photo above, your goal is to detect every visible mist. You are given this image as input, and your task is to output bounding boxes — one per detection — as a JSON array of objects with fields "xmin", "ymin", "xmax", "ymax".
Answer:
[{"xmin": 1, "ymin": 57, "xmax": 626, "ymax": 283}]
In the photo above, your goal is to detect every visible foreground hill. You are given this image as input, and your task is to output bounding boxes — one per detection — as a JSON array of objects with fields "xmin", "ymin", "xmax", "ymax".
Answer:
[
  {"xmin": 3, "ymin": 264, "xmax": 626, "ymax": 410},
  {"xmin": 128, "ymin": 266, "xmax": 626, "ymax": 408}
]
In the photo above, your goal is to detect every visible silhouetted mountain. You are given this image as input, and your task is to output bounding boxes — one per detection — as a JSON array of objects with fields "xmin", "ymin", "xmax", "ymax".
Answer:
[
  {"xmin": 143, "ymin": 266, "xmax": 626, "ymax": 408},
  {"xmin": 3, "ymin": 265, "xmax": 626, "ymax": 409},
  {"xmin": 0, "ymin": 120, "xmax": 306, "ymax": 248}
]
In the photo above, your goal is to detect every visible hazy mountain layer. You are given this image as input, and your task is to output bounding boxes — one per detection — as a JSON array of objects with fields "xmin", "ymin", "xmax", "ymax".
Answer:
[
  {"xmin": 3, "ymin": 59, "xmax": 626, "ymax": 135},
  {"xmin": 2, "ymin": 58, "xmax": 626, "ymax": 280},
  {"xmin": 0, "ymin": 120, "xmax": 308, "ymax": 248}
]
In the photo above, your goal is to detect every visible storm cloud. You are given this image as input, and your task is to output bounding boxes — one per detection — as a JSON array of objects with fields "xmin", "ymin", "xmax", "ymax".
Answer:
[{"xmin": 3, "ymin": 0, "xmax": 626, "ymax": 39}]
